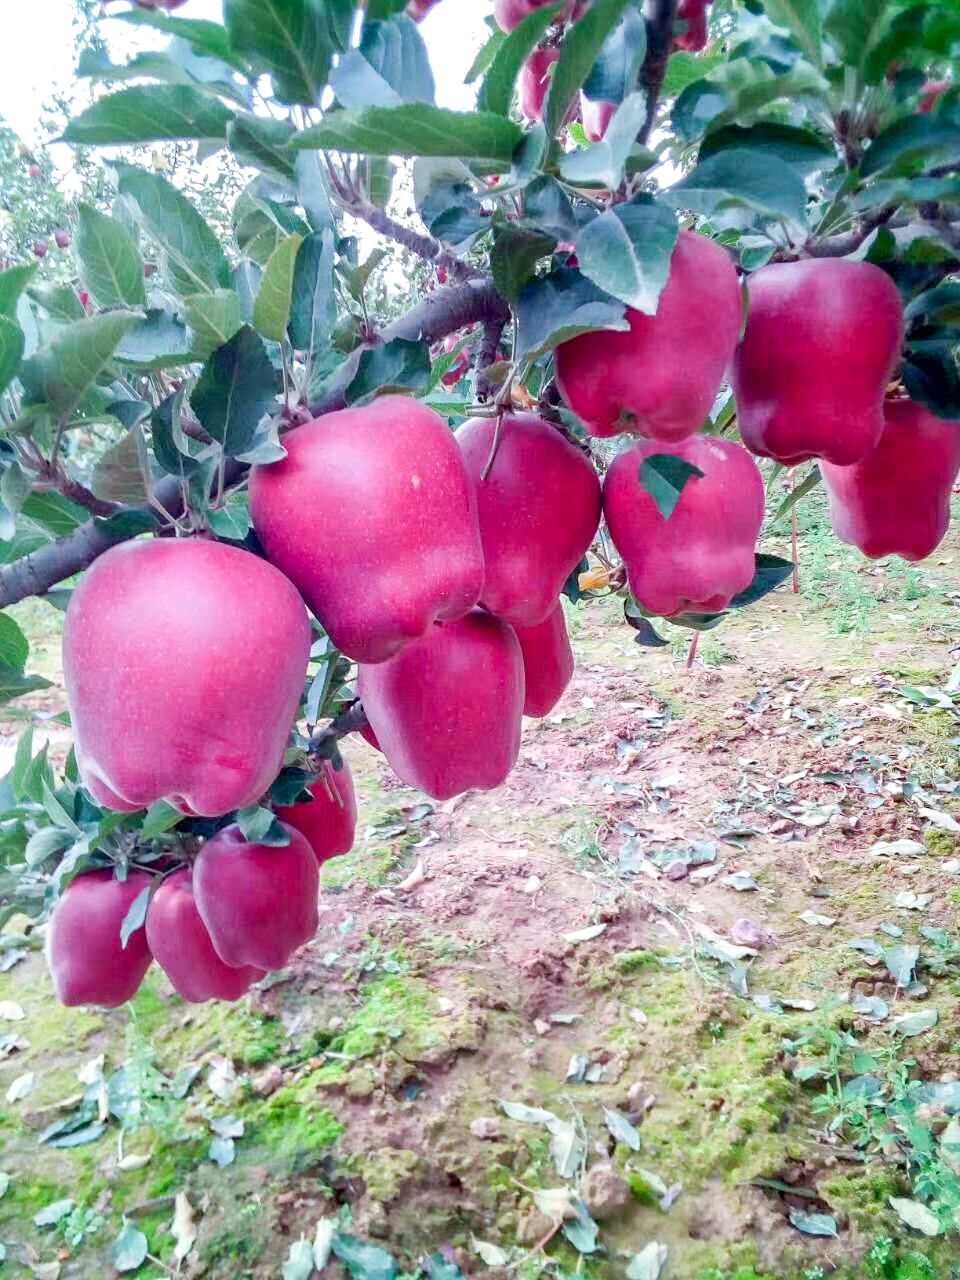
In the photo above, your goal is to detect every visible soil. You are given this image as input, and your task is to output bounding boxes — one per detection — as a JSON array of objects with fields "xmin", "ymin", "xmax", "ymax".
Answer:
[{"xmin": 0, "ymin": 497, "xmax": 959, "ymax": 1279}]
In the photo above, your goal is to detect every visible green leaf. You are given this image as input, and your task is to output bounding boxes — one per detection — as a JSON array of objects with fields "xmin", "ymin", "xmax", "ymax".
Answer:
[
  {"xmin": 108, "ymin": 8, "xmax": 246, "ymax": 69},
  {"xmin": 74, "ymin": 203, "xmax": 146, "ymax": 311},
  {"xmin": 361, "ymin": 14, "xmax": 435, "ymax": 104},
  {"xmin": 140, "ymin": 799, "xmax": 183, "ymax": 839},
  {"xmin": 289, "ymin": 230, "xmax": 336, "ymax": 351},
  {"xmin": 192, "ymin": 326, "xmax": 280, "ymax": 456},
  {"xmin": 0, "ymin": 614, "xmax": 29, "ymax": 671},
  {"xmin": 576, "ymin": 201, "xmax": 679, "ymax": 315},
  {"xmin": 92, "ymin": 425, "xmax": 154, "ymax": 505},
  {"xmin": 62, "ymin": 85, "xmax": 234, "ymax": 145},
  {"xmin": 331, "ymin": 1232, "xmax": 398, "ymax": 1280},
  {"xmin": 21, "ymin": 312, "xmax": 143, "ymax": 419},
  {"xmin": 639, "ymin": 454, "xmax": 704, "ymax": 519},
  {"xmin": 771, "ymin": 466, "xmax": 820, "ymax": 525},
  {"xmin": 0, "ymin": 264, "xmax": 37, "ymax": 319},
  {"xmin": 729, "ymin": 554, "xmax": 794, "ymax": 608},
  {"xmin": 282, "ymin": 1240, "xmax": 316, "ymax": 1280},
  {"xmin": 28, "ymin": 283, "xmax": 86, "ymax": 323},
  {"xmin": 227, "ymin": 114, "xmax": 297, "ymax": 179},
  {"xmin": 903, "ymin": 339, "xmax": 960, "ymax": 421},
  {"xmin": 112, "ymin": 1219, "xmax": 149, "ymax": 1273},
  {"xmin": 0, "ymin": 666, "xmax": 51, "ymax": 706},
  {"xmin": 295, "ymin": 151, "xmax": 335, "ymax": 231},
  {"xmin": 330, "ymin": 50, "xmax": 402, "ymax": 109},
  {"xmin": 346, "ymin": 338, "xmax": 430, "ymax": 404},
  {"xmin": 491, "ymin": 225, "xmax": 556, "ymax": 304},
  {"xmin": 602, "ymin": 1106, "xmax": 641, "ymax": 1151},
  {"xmin": 663, "ymin": 148, "xmax": 809, "ymax": 228},
  {"xmin": 517, "ymin": 268, "xmax": 628, "ymax": 363},
  {"xmin": 120, "ymin": 885, "xmax": 151, "ymax": 949},
  {"xmin": 208, "ymin": 491, "xmax": 253, "ymax": 540},
  {"xmin": 0, "ymin": 317, "xmax": 24, "ymax": 398},
  {"xmin": 824, "ymin": 0, "xmax": 892, "ymax": 84},
  {"xmin": 114, "ymin": 309, "xmax": 194, "ymax": 369},
  {"xmin": 583, "ymin": 7, "xmax": 646, "ymax": 102},
  {"xmin": 699, "ymin": 123, "xmax": 834, "ymax": 174},
  {"xmin": 182, "ymin": 289, "xmax": 244, "ymax": 359},
  {"xmin": 253, "ymin": 233, "xmax": 303, "ymax": 343},
  {"xmin": 560, "ymin": 92, "xmax": 652, "ymax": 189},
  {"xmin": 34, "ymin": 1199, "xmax": 75, "ymax": 1228},
  {"xmin": 224, "ymin": 0, "xmax": 343, "ymax": 106},
  {"xmin": 888, "ymin": 1197, "xmax": 941, "ymax": 1237},
  {"xmin": 788, "ymin": 1210, "xmax": 837, "ymax": 1238},
  {"xmin": 860, "ymin": 115, "xmax": 960, "ymax": 178},
  {"xmin": 294, "ymin": 103, "xmax": 522, "ymax": 161},
  {"xmin": 236, "ymin": 804, "xmax": 291, "ymax": 846},
  {"xmin": 662, "ymin": 49, "xmax": 725, "ymax": 99},
  {"xmin": 522, "ymin": 175, "xmax": 579, "ymax": 241},
  {"xmin": 478, "ymin": 2, "xmax": 562, "ymax": 116},
  {"xmin": 543, "ymin": 0, "xmax": 631, "ymax": 138},
  {"xmin": 115, "ymin": 164, "xmax": 231, "ymax": 298},
  {"xmin": 892, "ymin": 1008, "xmax": 939, "ymax": 1038},
  {"xmin": 25, "ymin": 827, "xmax": 74, "ymax": 868},
  {"xmin": 762, "ymin": 0, "xmax": 822, "ymax": 66}
]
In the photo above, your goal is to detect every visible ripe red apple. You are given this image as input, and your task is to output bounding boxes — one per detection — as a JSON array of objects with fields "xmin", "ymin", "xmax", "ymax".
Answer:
[
  {"xmin": 193, "ymin": 823, "xmax": 319, "ymax": 971},
  {"xmin": 604, "ymin": 436, "xmax": 765, "ymax": 617},
  {"xmin": 520, "ymin": 47, "xmax": 560, "ymax": 122},
  {"xmin": 276, "ymin": 757, "xmax": 357, "ymax": 864},
  {"xmin": 408, "ymin": 0, "xmax": 439, "ymax": 17},
  {"xmin": 54, "ymin": 229, "xmax": 70, "ymax": 250},
  {"xmin": 358, "ymin": 609, "xmax": 524, "ymax": 800},
  {"xmin": 77, "ymin": 290, "xmax": 90, "ymax": 309},
  {"xmin": 674, "ymin": 0, "xmax": 712, "ymax": 51},
  {"xmin": 920, "ymin": 79, "xmax": 951, "ymax": 113},
  {"xmin": 144, "ymin": 261, "xmax": 158, "ymax": 277},
  {"xmin": 146, "ymin": 869, "xmax": 263, "ymax": 1002},
  {"xmin": 32, "ymin": 239, "xmax": 47, "ymax": 259},
  {"xmin": 732, "ymin": 259, "xmax": 904, "ymax": 466},
  {"xmin": 63, "ymin": 538, "xmax": 311, "ymax": 816},
  {"xmin": 46, "ymin": 870, "xmax": 153, "ymax": 1007},
  {"xmin": 821, "ymin": 397, "xmax": 960, "ymax": 562},
  {"xmin": 455, "ymin": 412, "xmax": 601, "ymax": 626},
  {"xmin": 28, "ymin": 163, "xmax": 40, "ymax": 179},
  {"xmin": 441, "ymin": 334, "xmax": 470, "ymax": 387},
  {"xmin": 580, "ymin": 95, "xmax": 616, "ymax": 141},
  {"xmin": 494, "ymin": 0, "xmax": 585, "ymax": 31},
  {"xmin": 250, "ymin": 396, "xmax": 483, "ymax": 665},
  {"xmin": 555, "ymin": 231, "xmax": 741, "ymax": 441},
  {"xmin": 514, "ymin": 602, "xmax": 574, "ymax": 717}
]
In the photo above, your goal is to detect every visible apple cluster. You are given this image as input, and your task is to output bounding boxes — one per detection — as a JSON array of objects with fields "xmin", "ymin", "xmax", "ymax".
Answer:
[{"xmin": 45, "ymin": 214, "xmax": 960, "ymax": 1008}]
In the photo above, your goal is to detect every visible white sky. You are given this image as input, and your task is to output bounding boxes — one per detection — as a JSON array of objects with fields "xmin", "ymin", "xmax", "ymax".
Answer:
[{"xmin": 0, "ymin": 0, "xmax": 490, "ymax": 145}]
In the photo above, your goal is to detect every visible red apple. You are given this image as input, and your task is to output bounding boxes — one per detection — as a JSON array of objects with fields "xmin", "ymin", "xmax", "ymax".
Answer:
[
  {"xmin": 441, "ymin": 334, "xmax": 470, "ymax": 387},
  {"xmin": 54, "ymin": 229, "xmax": 70, "ymax": 250},
  {"xmin": 146, "ymin": 868, "xmax": 263, "ymax": 1002},
  {"xmin": 77, "ymin": 290, "xmax": 90, "ymax": 308},
  {"xmin": 604, "ymin": 435, "xmax": 765, "ymax": 617},
  {"xmin": 674, "ymin": 0, "xmax": 712, "ymax": 51},
  {"xmin": 193, "ymin": 823, "xmax": 319, "ymax": 971},
  {"xmin": 358, "ymin": 609, "xmax": 524, "ymax": 800},
  {"xmin": 249, "ymin": 396, "xmax": 483, "ymax": 665},
  {"xmin": 494, "ymin": 0, "xmax": 585, "ymax": 31},
  {"xmin": 28, "ymin": 163, "xmax": 40, "ymax": 179},
  {"xmin": 580, "ymin": 95, "xmax": 616, "ymax": 141},
  {"xmin": 408, "ymin": 0, "xmax": 439, "ymax": 17},
  {"xmin": 514, "ymin": 602, "xmax": 574, "ymax": 717},
  {"xmin": 46, "ymin": 870, "xmax": 153, "ymax": 1007},
  {"xmin": 32, "ymin": 239, "xmax": 47, "ymax": 259},
  {"xmin": 821, "ymin": 397, "xmax": 960, "ymax": 562},
  {"xmin": 732, "ymin": 259, "xmax": 904, "ymax": 466},
  {"xmin": 455, "ymin": 412, "xmax": 601, "ymax": 626},
  {"xmin": 520, "ymin": 47, "xmax": 561, "ymax": 122},
  {"xmin": 144, "ymin": 261, "xmax": 158, "ymax": 277},
  {"xmin": 555, "ymin": 231, "xmax": 741, "ymax": 441},
  {"xmin": 276, "ymin": 757, "xmax": 357, "ymax": 864},
  {"xmin": 920, "ymin": 79, "xmax": 951, "ymax": 113},
  {"xmin": 63, "ymin": 538, "xmax": 311, "ymax": 816}
]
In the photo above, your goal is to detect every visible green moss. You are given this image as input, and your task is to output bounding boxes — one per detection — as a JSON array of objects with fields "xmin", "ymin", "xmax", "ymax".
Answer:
[
  {"xmin": 924, "ymin": 828, "xmax": 957, "ymax": 857},
  {"xmin": 616, "ymin": 949, "xmax": 661, "ymax": 974},
  {"xmin": 328, "ymin": 974, "xmax": 437, "ymax": 1059},
  {"xmin": 246, "ymin": 1081, "xmax": 343, "ymax": 1170},
  {"xmin": 321, "ymin": 843, "xmax": 398, "ymax": 890},
  {"xmin": 627, "ymin": 1170, "xmax": 661, "ymax": 1206},
  {"xmin": 344, "ymin": 1148, "xmax": 421, "ymax": 1202}
]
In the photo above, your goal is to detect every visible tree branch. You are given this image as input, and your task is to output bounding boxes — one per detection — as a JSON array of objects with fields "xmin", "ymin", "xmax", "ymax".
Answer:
[
  {"xmin": 639, "ymin": 0, "xmax": 678, "ymax": 144},
  {"xmin": 0, "ymin": 280, "xmax": 510, "ymax": 608},
  {"xmin": 308, "ymin": 701, "xmax": 369, "ymax": 760},
  {"xmin": 344, "ymin": 197, "xmax": 482, "ymax": 283}
]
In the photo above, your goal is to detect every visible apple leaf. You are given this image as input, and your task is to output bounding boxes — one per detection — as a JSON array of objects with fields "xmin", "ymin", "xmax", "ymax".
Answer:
[
  {"xmin": 289, "ymin": 230, "xmax": 337, "ymax": 351},
  {"xmin": 0, "ymin": 264, "xmax": 37, "ymax": 319},
  {"xmin": 576, "ymin": 201, "xmax": 679, "ymax": 315},
  {"xmin": 294, "ymin": 103, "xmax": 522, "ymax": 161},
  {"xmin": 543, "ymin": 0, "xmax": 631, "ymax": 138},
  {"xmin": 119, "ymin": 885, "xmax": 152, "ymax": 950},
  {"xmin": 491, "ymin": 226, "xmax": 556, "ymax": 304},
  {"xmin": 227, "ymin": 114, "xmax": 297, "ymax": 179},
  {"xmin": 183, "ymin": 290, "xmax": 244, "ymax": 360},
  {"xmin": 560, "ymin": 92, "xmax": 652, "ymax": 189},
  {"xmin": 192, "ymin": 326, "xmax": 280, "ymax": 457},
  {"xmin": 224, "ymin": 0, "xmax": 350, "ymax": 106},
  {"xmin": 75, "ymin": 204, "xmax": 145, "ymax": 311},
  {"xmin": 639, "ymin": 454, "xmax": 704, "ymax": 519},
  {"xmin": 662, "ymin": 149, "xmax": 810, "ymax": 229},
  {"xmin": 346, "ymin": 338, "xmax": 431, "ymax": 404},
  {"xmin": 0, "ymin": 317, "xmax": 23, "ymax": 399},
  {"xmin": 253, "ymin": 234, "xmax": 303, "ymax": 343},
  {"xmin": 516, "ymin": 268, "xmax": 628, "ymax": 363},
  {"xmin": 728, "ymin": 554, "xmax": 794, "ymax": 608},
  {"xmin": 62, "ymin": 85, "xmax": 234, "ymax": 145},
  {"xmin": 20, "ymin": 311, "xmax": 143, "ymax": 419}
]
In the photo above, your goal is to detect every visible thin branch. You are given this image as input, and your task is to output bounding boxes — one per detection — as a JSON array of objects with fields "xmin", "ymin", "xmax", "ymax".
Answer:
[
  {"xmin": 342, "ymin": 194, "xmax": 482, "ymax": 282},
  {"xmin": 639, "ymin": 0, "xmax": 678, "ymax": 144},
  {"xmin": 476, "ymin": 317, "xmax": 507, "ymax": 402},
  {"xmin": 308, "ymin": 701, "xmax": 370, "ymax": 759}
]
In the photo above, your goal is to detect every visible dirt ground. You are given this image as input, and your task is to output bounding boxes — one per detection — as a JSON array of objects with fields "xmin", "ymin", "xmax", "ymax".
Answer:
[{"xmin": 1, "ymin": 494, "xmax": 959, "ymax": 1280}]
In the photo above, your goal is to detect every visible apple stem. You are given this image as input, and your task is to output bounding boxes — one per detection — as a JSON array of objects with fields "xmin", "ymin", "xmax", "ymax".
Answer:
[
  {"xmin": 790, "ymin": 469, "xmax": 801, "ymax": 594},
  {"xmin": 480, "ymin": 410, "xmax": 506, "ymax": 482},
  {"xmin": 686, "ymin": 631, "xmax": 699, "ymax": 669}
]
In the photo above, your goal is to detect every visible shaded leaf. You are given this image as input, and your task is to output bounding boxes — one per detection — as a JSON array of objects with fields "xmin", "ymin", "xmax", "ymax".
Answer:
[
  {"xmin": 20, "ymin": 311, "xmax": 142, "ymax": 419},
  {"xmin": 63, "ymin": 85, "xmax": 233, "ymax": 145},
  {"xmin": 639, "ymin": 454, "xmax": 704, "ymax": 519},
  {"xmin": 788, "ymin": 1209, "xmax": 837, "ymax": 1237},
  {"xmin": 576, "ymin": 201, "xmax": 678, "ymax": 315},
  {"xmin": 560, "ymin": 92, "xmax": 653, "ymax": 189},
  {"xmin": 346, "ymin": 338, "xmax": 430, "ymax": 404},
  {"xmin": 543, "ymin": 0, "xmax": 631, "ymax": 138},
  {"xmin": 192, "ymin": 326, "xmax": 280, "ymax": 456},
  {"xmin": 182, "ymin": 289, "xmax": 243, "ymax": 359},
  {"xmin": 253, "ymin": 233, "xmax": 303, "ymax": 342},
  {"xmin": 294, "ymin": 103, "xmax": 522, "ymax": 161},
  {"xmin": 331, "ymin": 1232, "xmax": 399, "ymax": 1280},
  {"xmin": 516, "ymin": 268, "xmax": 628, "ymax": 363},
  {"xmin": 663, "ymin": 148, "xmax": 809, "ymax": 227},
  {"xmin": 112, "ymin": 1219, "xmax": 148, "ymax": 1273},
  {"xmin": 478, "ymin": 3, "xmax": 561, "ymax": 116},
  {"xmin": 602, "ymin": 1106, "xmax": 641, "ymax": 1151}
]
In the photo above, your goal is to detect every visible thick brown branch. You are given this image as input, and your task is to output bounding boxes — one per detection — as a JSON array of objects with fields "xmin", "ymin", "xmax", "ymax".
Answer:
[
  {"xmin": 640, "ymin": 0, "xmax": 678, "ymax": 144},
  {"xmin": 476, "ymin": 318, "xmax": 507, "ymax": 401},
  {"xmin": 0, "ymin": 280, "xmax": 510, "ymax": 607}
]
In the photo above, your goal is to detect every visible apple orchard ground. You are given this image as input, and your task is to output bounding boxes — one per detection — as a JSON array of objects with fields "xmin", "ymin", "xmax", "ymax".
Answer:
[{"xmin": 1, "ymin": 493, "xmax": 960, "ymax": 1279}]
